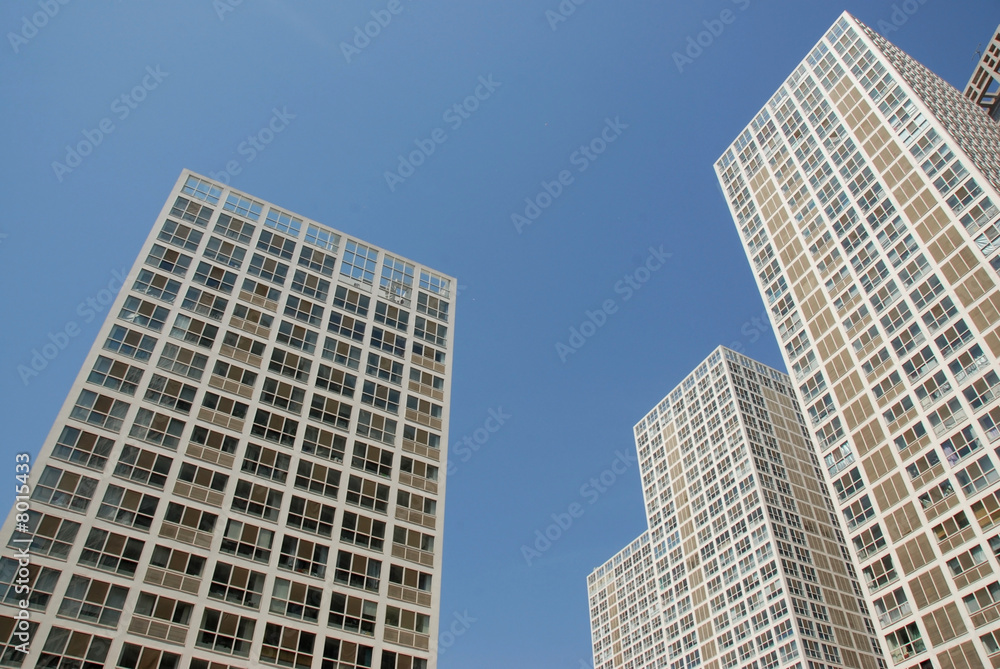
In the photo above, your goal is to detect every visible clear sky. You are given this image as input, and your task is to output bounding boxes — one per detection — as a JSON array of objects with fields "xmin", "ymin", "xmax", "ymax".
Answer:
[{"xmin": 0, "ymin": 0, "xmax": 995, "ymax": 666}]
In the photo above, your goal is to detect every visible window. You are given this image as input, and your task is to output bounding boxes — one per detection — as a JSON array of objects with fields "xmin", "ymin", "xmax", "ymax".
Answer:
[
  {"xmin": 832, "ymin": 467, "xmax": 864, "ymax": 501},
  {"xmin": 279, "ymin": 534, "xmax": 329, "ymax": 579},
  {"xmin": 145, "ymin": 244, "xmax": 191, "ymax": 276},
  {"xmin": 241, "ymin": 276, "xmax": 280, "ymax": 305},
  {"xmin": 370, "ymin": 327, "xmax": 406, "ymax": 357},
  {"xmin": 333, "ymin": 286, "xmax": 371, "ymax": 316},
  {"xmin": 329, "ymin": 593, "xmax": 379, "ymax": 637},
  {"xmin": 70, "ymin": 390, "xmax": 129, "ymax": 432},
  {"xmin": 260, "ymin": 377, "xmax": 306, "ymax": 414},
  {"xmin": 352, "ymin": 442, "xmax": 393, "ymax": 478},
  {"xmin": 53, "ymin": 426, "xmax": 114, "ymax": 470},
  {"xmin": 224, "ymin": 192, "xmax": 263, "ymax": 220},
  {"xmin": 416, "ymin": 292, "xmax": 449, "ymax": 322},
  {"xmin": 862, "ymin": 554, "xmax": 896, "ymax": 591},
  {"xmin": 285, "ymin": 294, "xmax": 324, "ymax": 326},
  {"xmin": 385, "ymin": 606, "xmax": 431, "ymax": 638},
  {"xmin": 157, "ymin": 343, "xmax": 209, "ymax": 380},
  {"xmin": 251, "ymin": 409, "xmax": 299, "ymax": 447},
  {"xmin": 305, "ymin": 224, "xmax": 339, "ymax": 252},
  {"xmin": 215, "ymin": 214, "xmax": 256, "ymax": 244},
  {"xmin": 104, "ymin": 325, "xmax": 157, "ymax": 361},
  {"xmin": 335, "ymin": 550, "xmax": 382, "ymax": 592},
  {"xmin": 346, "ymin": 475, "xmax": 390, "ymax": 513},
  {"xmin": 189, "ymin": 426, "xmax": 239, "ymax": 459},
  {"xmin": 402, "ymin": 424, "xmax": 438, "ymax": 451},
  {"xmin": 291, "ymin": 269, "xmax": 330, "ymax": 300},
  {"xmin": 260, "ymin": 624, "xmax": 316, "ymax": 669},
  {"xmin": 192, "ymin": 261, "xmax": 237, "ymax": 294},
  {"xmin": 182, "ymin": 287, "xmax": 229, "ymax": 320},
  {"xmin": 162, "ymin": 502, "xmax": 218, "ymax": 543},
  {"xmin": 310, "ymin": 393, "xmax": 352, "ymax": 430},
  {"xmin": 14, "ymin": 511, "xmax": 80, "ymax": 560},
  {"xmin": 918, "ymin": 479, "xmax": 956, "ymax": 513},
  {"xmin": 341, "ymin": 241, "xmax": 378, "ymax": 284},
  {"xmin": 148, "ymin": 544, "xmax": 207, "ymax": 582},
  {"xmin": 133, "ymin": 592, "xmax": 194, "ymax": 630},
  {"xmin": 241, "ymin": 443, "xmax": 291, "ymax": 483},
  {"xmin": 132, "ymin": 269, "xmax": 182, "ymax": 304},
  {"xmin": 852, "ymin": 524, "xmax": 886, "ymax": 560},
  {"xmin": 116, "ymin": 643, "xmax": 182, "ymax": 669},
  {"xmin": 958, "ymin": 456, "xmax": 999, "ymax": 495},
  {"xmin": 361, "ymin": 381, "xmax": 400, "ymax": 414},
  {"xmin": 158, "ymin": 219, "xmax": 203, "ymax": 251},
  {"xmin": 248, "ymin": 253, "xmax": 289, "ymax": 285},
  {"xmin": 905, "ymin": 449, "xmax": 940, "ymax": 483},
  {"xmin": 321, "ymin": 638, "xmax": 373, "ymax": 669},
  {"xmin": 933, "ymin": 510, "xmax": 972, "ymax": 549},
  {"xmin": 966, "ymin": 371, "xmax": 1000, "ymax": 410},
  {"xmin": 419, "ymin": 270, "xmax": 450, "ymax": 297},
  {"xmin": 302, "ymin": 425, "xmax": 347, "ymax": 462},
  {"xmin": 37, "ymin": 627, "xmax": 111, "ymax": 669},
  {"xmin": 414, "ymin": 316, "xmax": 447, "ymax": 346},
  {"xmin": 97, "ymin": 485, "xmax": 158, "ymax": 530},
  {"xmin": 172, "ymin": 192, "xmax": 215, "ymax": 224},
  {"xmin": 232, "ymin": 480, "xmax": 282, "ymax": 521},
  {"xmin": 315, "ymin": 364, "xmax": 357, "ymax": 397},
  {"xmin": 400, "ymin": 457, "xmax": 439, "ymax": 487},
  {"xmin": 941, "ymin": 426, "xmax": 983, "ymax": 466},
  {"xmin": 221, "ymin": 519, "xmax": 274, "ymax": 564},
  {"xmin": 265, "ymin": 207, "xmax": 302, "ymax": 235},
  {"xmin": 113, "ymin": 445, "xmax": 173, "ymax": 489},
  {"xmin": 211, "ymin": 359, "xmax": 258, "ymax": 391},
  {"xmin": 287, "ymin": 496, "xmax": 336, "ymax": 537},
  {"xmin": 0, "ymin": 559, "xmax": 59, "ymax": 611},
  {"xmin": 209, "ymin": 562, "xmax": 265, "ymax": 608},
  {"xmin": 144, "ymin": 374, "xmax": 197, "ymax": 414},
  {"xmin": 269, "ymin": 578, "xmax": 323, "ymax": 622},
  {"xmin": 277, "ymin": 319, "xmax": 318, "ymax": 353},
  {"xmin": 232, "ymin": 303, "xmax": 273, "ymax": 333},
  {"xmin": 374, "ymin": 301, "xmax": 410, "ymax": 331},
  {"xmin": 323, "ymin": 336, "xmax": 362, "ymax": 370},
  {"xmin": 947, "ymin": 544, "xmax": 989, "ymax": 578},
  {"xmin": 358, "ymin": 410, "xmax": 397, "ymax": 445},
  {"xmin": 341, "ymin": 512, "xmax": 386, "ymax": 551},
  {"xmin": 257, "ymin": 229, "xmax": 296, "ymax": 260},
  {"xmin": 170, "ymin": 314, "xmax": 219, "ymax": 349},
  {"xmin": 295, "ymin": 459, "xmax": 341, "ymax": 500},
  {"xmin": 58, "ymin": 575, "xmax": 128, "ymax": 627},
  {"xmin": 380, "ymin": 255, "xmax": 415, "ymax": 298},
  {"xmin": 120, "ymin": 296, "xmax": 171, "ymax": 332},
  {"xmin": 177, "ymin": 462, "xmax": 229, "ymax": 498},
  {"xmin": 196, "ymin": 609, "xmax": 256, "ymax": 657},
  {"xmin": 183, "ymin": 175, "xmax": 222, "ymax": 204},
  {"xmin": 203, "ymin": 236, "xmax": 246, "ymax": 269},
  {"xmin": 299, "ymin": 245, "xmax": 337, "ymax": 276},
  {"xmin": 330, "ymin": 311, "xmax": 366, "ymax": 342},
  {"xmin": 902, "ymin": 346, "xmax": 938, "ymax": 382}
]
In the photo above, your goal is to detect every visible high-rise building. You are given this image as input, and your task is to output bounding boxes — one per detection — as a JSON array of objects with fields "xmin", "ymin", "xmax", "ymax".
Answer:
[
  {"xmin": 588, "ymin": 346, "xmax": 887, "ymax": 669},
  {"xmin": 0, "ymin": 170, "xmax": 454, "ymax": 669},
  {"xmin": 964, "ymin": 23, "xmax": 1000, "ymax": 121},
  {"xmin": 587, "ymin": 532, "xmax": 662, "ymax": 669},
  {"xmin": 717, "ymin": 11, "xmax": 1000, "ymax": 666}
]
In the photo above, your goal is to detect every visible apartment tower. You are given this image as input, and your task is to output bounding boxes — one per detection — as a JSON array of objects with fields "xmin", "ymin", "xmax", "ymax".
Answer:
[
  {"xmin": 0, "ymin": 170, "xmax": 454, "ymax": 669},
  {"xmin": 588, "ymin": 347, "xmax": 887, "ymax": 669},
  {"xmin": 964, "ymin": 23, "xmax": 1000, "ymax": 121},
  {"xmin": 717, "ymin": 12, "xmax": 1000, "ymax": 666}
]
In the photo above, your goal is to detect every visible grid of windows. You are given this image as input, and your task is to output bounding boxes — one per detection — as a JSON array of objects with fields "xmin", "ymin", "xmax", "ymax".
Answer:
[{"xmin": 0, "ymin": 172, "xmax": 454, "ymax": 668}]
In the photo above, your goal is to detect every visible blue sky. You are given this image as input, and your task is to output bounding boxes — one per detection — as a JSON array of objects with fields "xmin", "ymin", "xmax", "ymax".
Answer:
[{"xmin": 0, "ymin": 0, "xmax": 995, "ymax": 666}]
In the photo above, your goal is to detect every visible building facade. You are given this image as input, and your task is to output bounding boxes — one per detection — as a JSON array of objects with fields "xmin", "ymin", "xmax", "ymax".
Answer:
[
  {"xmin": 717, "ymin": 12, "xmax": 1000, "ymax": 667},
  {"xmin": 964, "ymin": 23, "xmax": 1000, "ymax": 121},
  {"xmin": 589, "ymin": 347, "xmax": 887, "ymax": 669},
  {"xmin": 0, "ymin": 170, "xmax": 454, "ymax": 669}
]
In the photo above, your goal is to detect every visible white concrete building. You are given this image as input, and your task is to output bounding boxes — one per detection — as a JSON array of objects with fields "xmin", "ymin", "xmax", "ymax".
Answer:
[
  {"xmin": 0, "ymin": 170, "xmax": 454, "ymax": 669},
  {"xmin": 718, "ymin": 12, "xmax": 1000, "ymax": 666}
]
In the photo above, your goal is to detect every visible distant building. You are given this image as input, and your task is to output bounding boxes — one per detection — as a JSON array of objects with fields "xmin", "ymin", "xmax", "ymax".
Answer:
[
  {"xmin": 588, "ymin": 347, "xmax": 886, "ymax": 668},
  {"xmin": 964, "ymin": 23, "xmax": 1000, "ymax": 120}
]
